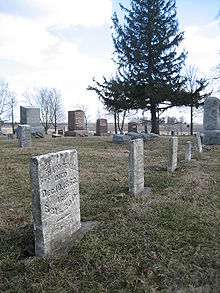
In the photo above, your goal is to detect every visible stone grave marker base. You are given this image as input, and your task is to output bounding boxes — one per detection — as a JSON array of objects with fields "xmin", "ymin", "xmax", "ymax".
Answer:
[{"xmin": 65, "ymin": 130, "xmax": 88, "ymax": 137}]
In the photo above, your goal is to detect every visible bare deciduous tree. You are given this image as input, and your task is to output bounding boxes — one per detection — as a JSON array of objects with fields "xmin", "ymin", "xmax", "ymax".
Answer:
[
  {"xmin": 0, "ymin": 79, "xmax": 9, "ymax": 126},
  {"xmin": 6, "ymin": 91, "xmax": 18, "ymax": 134},
  {"xmin": 24, "ymin": 87, "xmax": 64, "ymax": 134},
  {"xmin": 184, "ymin": 65, "xmax": 210, "ymax": 135},
  {"xmin": 49, "ymin": 88, "xmax": 65, "ymax": 132}
]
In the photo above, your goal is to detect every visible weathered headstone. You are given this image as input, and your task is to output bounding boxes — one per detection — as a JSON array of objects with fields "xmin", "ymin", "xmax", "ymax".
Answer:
[
  {"xmin": 20, "ymin": 106, "xmax": 44, "ymax": 136},
  {"xmin": 203, "ymin": 96, "xmax": 220, "ymax": 144},
  {"xmin": 96, "ymin": 118, "xmax": 108, "ymax": 136},
  {"xmin": 30, "ymin": 150, "xmax": 81, "ymax": 256},
  {"xmin": 193, "ymin": 133, "xmax": 202, "ymax": 153},
  {"xmin": 167, "ymin": 137, "xmax": 178, "ymax": 172},
  {"xmin": 129, "ymin": 139, "xmax": 144, "ymax": 196},
  {"xmin": 128, "ymin": 122, "xmax": 138, "ymax": 133},
  {"xmin": 18, "ymin": 124, "xmax": 31, "ymax": 148},
  {"xmin": 185, "ymin": 141, "xmax": 192, "ymax": 162},
  {"xmin": 65, "ymin": 110, "xmax": 88, "ymax": 137}
]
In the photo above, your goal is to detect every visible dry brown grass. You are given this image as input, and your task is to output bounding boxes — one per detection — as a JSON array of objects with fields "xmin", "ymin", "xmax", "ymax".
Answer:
[{"xmin": 0, "ymin": 135, "xmax": 219, "ymax": 292}]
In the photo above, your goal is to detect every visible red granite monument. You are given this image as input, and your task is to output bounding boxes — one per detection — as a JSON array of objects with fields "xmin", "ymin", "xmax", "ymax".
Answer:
[{"xmin": 65, "ymin": 110, "xmax": 88, "ymax": 137}]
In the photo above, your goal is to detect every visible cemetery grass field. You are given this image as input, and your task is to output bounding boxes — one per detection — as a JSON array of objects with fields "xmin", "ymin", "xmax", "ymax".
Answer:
[{"xmin": 0, "ymin": 135, "xmax": 219, "ymax": 292}]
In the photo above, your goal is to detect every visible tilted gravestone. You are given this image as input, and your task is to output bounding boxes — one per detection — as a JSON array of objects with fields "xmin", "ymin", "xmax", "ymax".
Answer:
[
  {"xmin": 96, "ymin": 118, "xmax": 108, "ymax": 136},
  {"xmin": 203, "ymin": 96, "xmax": 220, "ymax": 144},
  {"xmin": 20, "ymin": 106, "xmax": 44, "ymax": 136},
  {"xmin": 65, "ymin": 110, "xmax": 88, "ymax": 137},
  {"xmin": 128, "ymin": 122, "xmax": 138, "ymax": 133},
  {"xmin": 185, "ymin": 141, "xmax": 192, "ymax": 162},
  {"xmin": 30, "ymin": 150, "xmax": 81, "ymax": 256},
  {"xmin": 18, "ymin": 124, "xmax": 31, "ymax": 148},
  {"xmin": 167, "ymin": 137, "xmax": 178, "ymax": 172},
  {"xmin": 129, "ymin": 138, "xmax": 144, "ymax": 196}
]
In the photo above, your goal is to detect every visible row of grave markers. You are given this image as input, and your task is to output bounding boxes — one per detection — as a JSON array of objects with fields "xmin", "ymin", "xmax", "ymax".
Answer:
[
  {"xmin": 129, "ymin": 133, "xmax": 203, "ymax": 196},
  {"xmin": 168, "ymin": 133, "xmax": 202, "ymax": 173},
  {"xmin": 19, "ymin": 132, "xmax": 203, "ymax": 257}
]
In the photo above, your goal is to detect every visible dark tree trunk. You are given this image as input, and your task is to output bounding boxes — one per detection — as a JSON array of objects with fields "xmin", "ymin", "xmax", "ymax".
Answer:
[
  {"xmin": 190, "ymin": 104, "xmax": 193, "ymax": 135},
  {"xmin": 54, "ymin": 112, "xmax": 57, "ymax": 133},
  {"xmin": 151, "ymin": 103, "xmax": 159, "ymax": 134},
  {"xmin": 144, "ymin": 122, "xmax": 148, "ymax": 134},
  {"xmin": 114, "ymin": 111, "xmax": 117, "ymax": 134},
  {"xmin": 11, "ymin": 106, "xmax": 15, "ymax": 134}
]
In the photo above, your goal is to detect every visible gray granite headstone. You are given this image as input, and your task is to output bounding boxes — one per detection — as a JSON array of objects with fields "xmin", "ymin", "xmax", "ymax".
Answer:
[
  {"xmin": 30, "ymin": 150, "xmax": 81, "ymax": 256},
  {"xmin": 167, "ymin": 137, "xmax": 178, "ymax": 172},
  {"xmin": 18, "ymin": 124, "xmax": 31, "ymax": 148},
  {"xmin": 129, "ymin": 138, "xmax": 144, "ymax": 196},
  {"xmin": 203, "ymin": 96, "xmax": 220, "ymax": 144},
  {"xmin": 193, "ymin": 133, "xmax": 202, "ymax": 153},
  {"xmin": 185, "ymin": 141, "xmax": 191, "ymax": 162},
  {"xmin": 20, "ymin": 106, "xmax": 44, "ymax": 136}
]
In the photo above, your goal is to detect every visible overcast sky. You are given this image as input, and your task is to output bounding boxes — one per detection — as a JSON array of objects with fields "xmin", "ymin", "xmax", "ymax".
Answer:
[{"xmin": 0, "ymin": 0, "xmax": 219, "ymax": 123}]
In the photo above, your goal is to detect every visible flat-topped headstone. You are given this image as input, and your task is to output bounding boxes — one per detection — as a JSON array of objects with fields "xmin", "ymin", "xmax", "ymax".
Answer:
[
  {"xmin": 167, "ymin": 137, "xmax": 178, "ymax": 172},
  {"xmin": 18, "ymin": 124, "xmax": 31, "ymax": 148},
  {"xmin": 129, "ymin": 138, "xmax": 144, "ymax": 196},
  {"xmin": 68, "ymin": 110, "xmax": 86, "ymax": 131},
  {"xmin": 185, "ymin": 141, "xmax": 192, "ymax": 162},
  {"xmin": 128, "ymin": 122, "xmax": 138, "ymax": 133},
  {"xmin": 193, "ymin": 133, "xmax": 203, "ymax": 153},
  {"xmin": 30, "ymin": 150, "xmax": 81, "ymax": 256},
  {"xmin": 203, "ymin": 97, "xmax": 220, "ymax": 144},
  {"xmin": 20, "ymin": 106, "xmax": 44, "ymax": 136},
  {"xmin": 65, "ymin": 110, "xmax": 88, "ymax": 137},
  {"xmin": 96, "ymin": 118, "xmax": 108, "ymax": 136}
]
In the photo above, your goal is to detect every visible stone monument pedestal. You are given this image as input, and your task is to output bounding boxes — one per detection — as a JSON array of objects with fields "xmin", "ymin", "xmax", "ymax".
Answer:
[
  {"xmin": 64, "ymin": 130, "xmax": 88, "ymax": 137},
  {"xmin": 203, "ymin": 130, "xmax": 220, "ymax": 145}
]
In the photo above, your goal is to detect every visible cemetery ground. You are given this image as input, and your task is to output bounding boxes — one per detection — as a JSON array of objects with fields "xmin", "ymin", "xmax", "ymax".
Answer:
[{"xmin": 0, "ymin": 135, "xmax": 219, "ymax": 292}]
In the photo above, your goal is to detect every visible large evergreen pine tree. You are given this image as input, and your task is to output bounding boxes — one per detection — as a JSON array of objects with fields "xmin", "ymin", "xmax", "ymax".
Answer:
[{"xmin": 112, "ymin": 0, "xmax": 187, "ymax": 133}]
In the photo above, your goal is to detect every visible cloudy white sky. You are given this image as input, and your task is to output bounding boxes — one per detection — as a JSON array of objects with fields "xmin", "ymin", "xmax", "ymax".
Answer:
[{"xmin": 0, "ymin": 0, "xmax": 220, "ymax": 123}]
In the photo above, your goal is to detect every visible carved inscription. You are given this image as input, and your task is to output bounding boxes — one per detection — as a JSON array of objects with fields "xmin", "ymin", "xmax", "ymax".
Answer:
[{"xmin": 30, "ymin": 149, "xmax": 81, "ymax": 256}]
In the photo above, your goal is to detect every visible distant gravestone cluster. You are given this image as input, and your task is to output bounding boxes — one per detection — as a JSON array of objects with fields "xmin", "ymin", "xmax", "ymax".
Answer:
[{"xmin": 167, "ymin": 133, "xmax": 202, "ymax": 172}]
